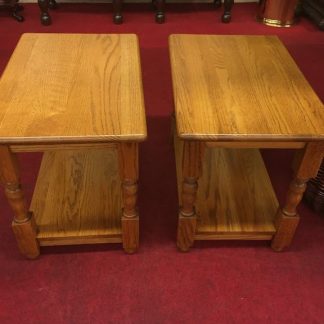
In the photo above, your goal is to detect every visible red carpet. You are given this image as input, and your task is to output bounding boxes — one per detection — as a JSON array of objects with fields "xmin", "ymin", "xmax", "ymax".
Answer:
[{"xmin": 1, "ymin": 3, "xmax": 324, "ymax": 323}]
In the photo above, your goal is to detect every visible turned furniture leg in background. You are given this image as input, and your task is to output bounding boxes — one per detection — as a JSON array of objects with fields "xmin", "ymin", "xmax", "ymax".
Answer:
[
  {"xmin": 222, "ymin": 0, "xmax": 234, "ymax": 22},
  {"xmin": 214, "ymin": 0, "xmax": 221, "ymax": 9},
  {"xmin": 11, "ymin": 0, "xmax": 24, "ymax": 22},
  {"xmin": 118, "ymin": 143, "xmax": 139, "ymax": 253},
  {"xmin": 113, "ymin": 0, "xmax": 123, "ymax": 24},
  {"xmin": 272, "ymin": 143, "xmax": 324, "ymax": 251},
  {"xmin": 0, "ymin": 146, "xmax": 39, "ymax": 259},
  {"xmin": 48, "ymin": 0, "xmax": 57, "ymax": 9},
  {"xmin": 38, "ymin": 0, "xmax": 51, "ymax": 25},
  {"xmin": 177, "ymin": 141, "xmax": 204, "ymax": 252},
  {"xmin": 153, "ymin": 0, "xmax": 165, "ymax": 23}
]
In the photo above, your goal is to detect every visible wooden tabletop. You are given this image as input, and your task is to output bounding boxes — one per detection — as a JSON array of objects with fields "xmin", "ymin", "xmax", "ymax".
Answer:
[
  {"xmin": 169, "ymin": 35, "xmax": 324, "ymax": 141},
  {"xmin": 0, "ymin": 33, "xmax": 147, "ymax": 144}
]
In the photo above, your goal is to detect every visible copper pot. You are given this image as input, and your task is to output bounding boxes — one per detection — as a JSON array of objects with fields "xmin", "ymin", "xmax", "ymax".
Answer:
[{"xmin": 257, "ymin": 0, "xmax": 299, "ymax": 27}]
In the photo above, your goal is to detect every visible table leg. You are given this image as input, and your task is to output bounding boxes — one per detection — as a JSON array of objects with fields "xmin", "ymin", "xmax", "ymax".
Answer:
[
  {"xmin": 177, "ymin": 141, "xmax": 204, "ymax": 252},
  {"xmin": 48, "ymin": 0, "xmax": 57, "ymax": 9},
  {"xmin": 113, "ymin": 0, "xmax": 123, "ymax": 24},
  {"xmin": 222, "ymin": 0, "xmax": 234, "ymax": 23},
  {"xmin": 11, "ymin": 0, "xmax": 24, "ymax": 22},
  {"xmin": 118, "ymin": 143, "xmax": 139, "ymax": 253},
  {"xmin": 272, "ymin": 143, "xmax": 324, "ymax": 251},
  {"xmin": 0, "ymin": 146, "xmax": 39, "ymax": 259},
  {"xmin": 38, "ymin": 0, "xmax": 51, "ymax": 25},
  {"xmin": 154, "ymin": 0, "xmax": 165, "ymax": 23},
  {"xmin": 214, "ymin": 0, "xmax": 221, "ymax": 9}
]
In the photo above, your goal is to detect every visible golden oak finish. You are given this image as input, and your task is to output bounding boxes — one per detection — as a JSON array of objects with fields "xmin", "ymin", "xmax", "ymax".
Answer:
[
  {"xmin": 10, "ymin": 143, "xmax": 117, "ymax": 152},
  {"xmin": 272, "ymin": 143, "xmax": 324, "ymax": 250},
  {"xmin": 175, "ymin": 135, "xmax": 278, "ymax": 242},
  {"xmin": 0, "ymin": 33, "xmax": 147, "ymax": 144},
  {"xmin": 118, "ymin": 143, "xmax": 139, "ymax": 253},
  {"xmin": 31, "ymin": 149, "xmax": 122, "ymax": 245},
  {"xmin": 206, "ymin": 142, "xmax": 305, "ymax": 149},
  {"xmin": 196, "ymin": 148, "xmax": 278, "ymax": 237},
  {"xmin": 169, "ymin": 35, "xmax": 324, "ymax": 141},
  {"xmin": 0, "ymin": 33, "xmax": 146, "ymax": 257},
  {"xmin": 170, "ymin": 35, "xmax": 324, "ymax": 251},
  {"xmin": 0, "ymin": 146, "xmax": 39, "ymax": 259}
]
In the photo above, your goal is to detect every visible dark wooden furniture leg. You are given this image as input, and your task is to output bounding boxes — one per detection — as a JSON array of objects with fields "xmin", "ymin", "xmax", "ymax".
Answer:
[
  {"xmin": 222, "ymin": 0, "xmax": 234, "ymax": 23},
  {"xmin": 11, "ymin": 0, "xmax": 24, "ymax": 22},
  {"xmin": 1, "ymin": 0, "xmax": 24, "ymax": 22},
  {"xmin": 0, "ymin": 146, "xmax": 39, "ymax": 259},
  {"xmin": 38, "ymin": 0, "xmax": 51, "ymax": 25},
  {"xmin": 153, "ymin": 0, "xmax": 165, "ymax": 23},
  {"xmin": 118, "ymin": 143, "xmax": 139, "ymax": 253},
  {"xmin": 272, "ymin": 143, "xmax": 324, "ymax": 251},
  {"xmin": 113, "ymin": 0, "xmax": 123, "ymax": 24},
  {"xmin": 49, "ymin": 0, "xmax": 57, "ymax": 9},
  {"xmin": 214, "ymin": 0, "xmax": 221, "ymax": 8},
  {"xmin": 177, "ymin": 141, "xmax": 203, "ymax": 252}
]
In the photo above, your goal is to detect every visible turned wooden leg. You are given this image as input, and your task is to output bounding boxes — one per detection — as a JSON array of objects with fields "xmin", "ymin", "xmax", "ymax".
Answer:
[
  {"xmin": 113, "ymin": 0, "xmax": 123, "ymax": 24},
  {"xmin": 0, "ymin": 146, "xmax": 39, "ymax": 259},
  {"xmin": 118, "ymin": 143, "xmax": 139, "ymax": 253},
  {"xmin": 154, "ymin": 0, "xmax": 165, "ymax": 23},
  {"xmin": 214, "ymin": 0, "xmax": 221, "ymax": 9},
  {"xmin": 48, "ymin": 0, "xmax": 58, "ymax": 9},
  {"xmin": 177, "ymin": 141, "xmax": 204, "ymax": 252},
  {"xmin": 12, "ymin": 2, "xmax": 24, "ymax": 22},
  {"xmin": 272, "ymin": 143, "xmax": 324, "ymax": 251},
  {"xmin": 38, "ymin": 0, "xmax": 51, "ymax": 25},
  {"xmin": 222, "ymin": 0, "xmax": 234, "ymax": 23}
]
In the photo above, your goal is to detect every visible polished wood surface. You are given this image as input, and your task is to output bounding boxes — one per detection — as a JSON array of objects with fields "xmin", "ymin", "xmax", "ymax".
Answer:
[
  {"xmin": 169, "ymin": 35, "xmax": 324, "ymax": 141},
  {"xmin": 30, "ymin": 149, "xmax": 123, "ymax": 246},
  {"xmin": 118, "ymin": 142, "xmax": 139, "ymax": 253},
  {"xmin": 171, "ymin": 35, "xmax": 324, "ymax": 251},
  {"xmin": 174, "ymin": 136, "xmax": 278, "ymax": 243},
  {"xmin": 0, "ymin": 33, "xmax": 147, "ymax": 144},
  {"xmin": 206, "ymin": 142, "xmax": 305, "ymax": 149},
  {"xmin": 0, "ymin": 33, "xmax": 146, "ymax": 258},
  {"xmin": 10, "ymin": 143, "xmax": 117, "ymax": 153},
  {"xmin": 0, "ymin": 146, "xmax": 39, "ymax": 258},
  {"xmin": 196, "ymin": 147, "xmax": 277, "ymax": 237},
  {"xmin": 272, "ymin": 143, "xmax": 324, "ymax": 251}
]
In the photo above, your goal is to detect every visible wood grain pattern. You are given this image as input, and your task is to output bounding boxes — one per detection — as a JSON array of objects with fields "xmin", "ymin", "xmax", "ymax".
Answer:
[
  {"xmin": 0, "ymin": 145, "xmax": 39, "ymax": 258},
  {"xmin": 206, "ymin": 142, "xmax": 306, "ymax": 149},
  {"xmin": 196, "ymin": 147, "xmax": 278, "ymax": 236},
  {"xmin": 118, "ymin": 142, "xmax": 139, "ymax": 253},
  {"xmin": 295, "ymin": 142, "xmax": 324, "ymax": 179},
  {"xmin": 272, "ymin": 142, "xmax": 324, "ymax": 251},
  {"xmin": 177, "ymin": 215, "xmax": 196, "ymax": 251},
  {"xmin": 10, "ymin": 143, "xmax": 117, "ymax": 152},
  {"xmin": 174, "ymin": 135, "xmax": 203, "ymax": 251},
  {"xmin": 30, "ymin": 149, "xmax": 122, "ymax": 243},
  {"xmin": 169, "ymin": 35, "xmax": 324, "ymax": 141},
  {"xmin": 174, "ymin": 136, "xmax": 278, "ymax": 240},
  {"xmin": 0, "ymin": 33, "xmax": 147, "ymax": 144}
]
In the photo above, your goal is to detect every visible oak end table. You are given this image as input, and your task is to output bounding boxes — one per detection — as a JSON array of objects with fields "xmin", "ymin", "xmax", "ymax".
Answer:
[
  {"xmin": 0, "ymin": 33, "xmax": 146, "ymax": 259},
  {"xmin": 169, "ymin": 34, "xmax": 324, "ymax": 252}
]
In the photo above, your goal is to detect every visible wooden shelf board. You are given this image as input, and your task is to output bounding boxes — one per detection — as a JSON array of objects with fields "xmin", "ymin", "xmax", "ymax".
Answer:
[
  {"xmin": 30, "ymin": 149, "xmax": 122, "ymax": 245},
  {"xmin": 174, "ymin": 136, "xmax": 278, "ymax": 239},
  {"xmin": 38, "ymin": 235, "xmax": 122, "ymax": 247},
  {"xmin": 194, "ymin": 233, "xmax": 274, "ymax": 241}
]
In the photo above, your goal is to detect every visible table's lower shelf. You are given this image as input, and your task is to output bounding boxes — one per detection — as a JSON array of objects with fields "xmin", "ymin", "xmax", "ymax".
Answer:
[
  {"xmin": 175, "ymin": 138, "xmax": 279, "ymax": 241},
  {"xmin": 30, "ymin": 149, "xmax": 122, "ymax": 246}
]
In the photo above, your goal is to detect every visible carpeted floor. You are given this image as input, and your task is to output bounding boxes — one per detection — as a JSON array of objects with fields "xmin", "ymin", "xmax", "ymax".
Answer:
[{"xmin": 0, "ymin": 3, "xmax": 324, "ymax": 323}]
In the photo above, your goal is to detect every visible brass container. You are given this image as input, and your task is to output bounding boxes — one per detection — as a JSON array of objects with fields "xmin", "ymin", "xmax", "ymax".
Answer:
[{"xmin": 257, "ymin": 0, "xmax": 299, "ymax": 27}]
